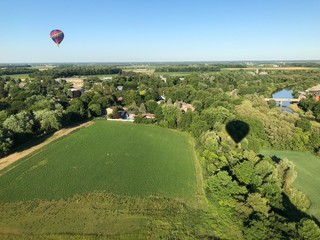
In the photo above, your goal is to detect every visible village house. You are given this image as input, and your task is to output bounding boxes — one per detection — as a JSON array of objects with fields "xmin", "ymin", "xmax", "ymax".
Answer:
[
  {"xmin": 307, "ymin": 84, "xmax": 320, "ymax": 94},
  {"xmin": 118, "ymin": 110, "xmax": 129, "ymax": 119},
  {"xmin": 18, "ymin": 82, "xmax": 27, "ymax": 88},
  {"xmin": 117, "ymin": 96, "xmax": 123, "ymax": 104},
  {"xmin": 306, "ymin": 84, "xmax": 320, "ymax": 101},
  {"xmin": 174, "ymin": 101, "xmax": 195, "ymax": 112},
  {"xmin": 142, "ymin": 113, "xmax": 155, "ymax": 119},
  {"xmin": 106, "ymin": 107, "xmax": 113, "ymax": 116},
  {"xmin": 106, "ymin": 107, "xmax": 128, "ymax": 119},
  {"xmin": 68, "ymin": 88, "xmax": 83, "ymax": 98},
  {"xmin": 127, "ymin": 111, "xmax": 136, "ymax": 119},
  {"xmin": 314, "ymin": 93, "xmax": 320, "ymax": 101},
  {"xmin": 106, "ymin": 107, "xmax": 155, "ymax": 121},
  {"xmin": 259, "ymin": 71, "xmax": 268, "ymax": 75},
  {"xmin": 116, "ymin": 86, "xmax": 123, "ymax": 91},
  {"xmin": 160, "ymin": 75, "xmax": 167, "ymax": 83},
  {"xmin": 297, "ymin": 91, "xmax": 307, "ymax": 100}
]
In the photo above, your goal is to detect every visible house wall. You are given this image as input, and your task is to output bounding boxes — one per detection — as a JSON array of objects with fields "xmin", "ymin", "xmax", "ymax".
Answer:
[{"xmin": 313, "ymin": 94, "xmax": 320, "ymax": 101}]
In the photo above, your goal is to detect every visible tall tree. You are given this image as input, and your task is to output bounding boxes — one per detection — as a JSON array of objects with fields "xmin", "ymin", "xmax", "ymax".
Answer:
[
  {"xmin": 34, "ymin": 109, "xmax": 62, "ymax": 132},
  {"xmin": 3, "ymin": 111, "xmax": 34, "ymax": 133},
  {"xmin": 0, "ymin": 129, "xmax": 13, "ymax": 156},
  {"xmin": 139, "ymin": 103, "xmax": 146, "ymax": 113}
]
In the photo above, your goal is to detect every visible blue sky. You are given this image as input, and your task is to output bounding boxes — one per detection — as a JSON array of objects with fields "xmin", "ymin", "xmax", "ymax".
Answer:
[{"xmin": 1, "ymin": 0, "xmax": 319, "ymax": 63}]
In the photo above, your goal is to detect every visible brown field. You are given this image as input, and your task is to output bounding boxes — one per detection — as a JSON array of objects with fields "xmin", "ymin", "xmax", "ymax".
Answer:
[
  {"xmin": 123, "ymin": 69, "xmax": 155, "ymax": 74},
  {"xmin": 63, "ymin": 77, "xmax": 84, "ymax": 88}
]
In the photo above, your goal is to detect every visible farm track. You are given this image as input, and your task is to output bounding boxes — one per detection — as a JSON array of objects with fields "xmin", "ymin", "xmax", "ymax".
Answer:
[{"xmin": 0, "ymin": 121, "xmax": 93, "ymax": 173}]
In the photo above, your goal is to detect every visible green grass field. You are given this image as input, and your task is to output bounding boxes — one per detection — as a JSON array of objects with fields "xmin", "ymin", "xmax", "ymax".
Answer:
[
  {"xmin": 261, "ymin": 150, "xmax": 320, "ymax": 220},
  {"xmin": 154, "ymin": 71, "xmax": 220, "ymax": 76},
  {"xmin": 3, "ymin": 73, "xmax": 30, "ymax": 79},
  {"xmin": 0, "ymin": 121, "xmax": 245, "ymax": 239},
  {"xmin": 82, "ymin": 74, "xmax": 118, "ymax": 78},
  {"xmin": 0, "ymin": 121, "xmax": 198, "ymax": 202},
  {"xmin": 154, "ymin": 71, "xmax": 196, "ymax": 76}
]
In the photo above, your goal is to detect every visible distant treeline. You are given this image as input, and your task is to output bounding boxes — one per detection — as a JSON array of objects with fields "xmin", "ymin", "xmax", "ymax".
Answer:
[
  {"xmin": 29, "ymin": 66, "xmax": 122, "ymax": 78},
  {"xmin": 155, "ymin": 64, "xmax": 246, "ymax": 72},
  {"xmin": 0, "ymin": 64, "xmax": 32, "ymax": 68},
  {"xmin": 0, "ymin": 67, "xmax": 36, "ymax": 75},
  {"xmin": 285, "ymin": 62, "xmax": 320, "ymax": 68}
]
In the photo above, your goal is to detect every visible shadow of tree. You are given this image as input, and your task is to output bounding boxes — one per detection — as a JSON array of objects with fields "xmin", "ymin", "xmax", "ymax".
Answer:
[
  {"xmin": 271, "ymin": 155, "xmax": 282, "ymax": 164},
  {"xmin": 280, "ymin": 193, "xmax": 320, "ymax": 226}
]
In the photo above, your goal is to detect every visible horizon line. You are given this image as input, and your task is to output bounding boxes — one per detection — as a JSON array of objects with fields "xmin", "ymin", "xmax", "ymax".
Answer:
[{"xmin": 1, "ymin": 59, "xmax": 320, "ymax": 65}]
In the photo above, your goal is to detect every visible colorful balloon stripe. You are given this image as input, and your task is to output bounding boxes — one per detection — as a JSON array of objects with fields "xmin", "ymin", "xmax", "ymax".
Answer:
[{"xmin": 50, "ymin": 29, "xmax": 64, "ymax": 46}]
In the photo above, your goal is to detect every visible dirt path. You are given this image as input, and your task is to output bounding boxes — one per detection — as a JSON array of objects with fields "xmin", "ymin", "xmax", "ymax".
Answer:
[{"xmin": 0, "ymin": 121, "xmax": 93, "ymax": 172}]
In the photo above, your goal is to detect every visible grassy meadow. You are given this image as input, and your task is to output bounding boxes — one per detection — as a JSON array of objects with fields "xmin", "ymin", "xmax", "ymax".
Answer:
[
  {"xmin": 261, "ymin": 150, "xmax": 320, "ymax": 220},
  {"xmin": 154, "ymin": 72, "xmax": 192, "ymax": 76},
  {"xmin": 2, "ymin": 73, "xmax": 30, "ymax": 80},
  {"xmin": 0, "ymin": 120, "xmax": 198, "ymax": 202},
  {"xmin": 0, "ymin": 121, "xmax": 245, "ymax": 239}
]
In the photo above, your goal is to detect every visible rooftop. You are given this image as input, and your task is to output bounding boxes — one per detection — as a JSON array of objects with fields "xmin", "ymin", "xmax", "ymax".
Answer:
[{"xmin": 308, "ymin": 84, "xmax": 320, "ymax": 92}]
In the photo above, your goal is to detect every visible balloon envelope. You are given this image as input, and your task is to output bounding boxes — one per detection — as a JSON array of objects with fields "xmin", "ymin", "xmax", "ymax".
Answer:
[
  {"xmin": 50, "ymin": 29, "xmax": 64, "ymax": 46},
  {"xmin": 226, "ymin": 120, "xmax": 250, "ymax": 144}
]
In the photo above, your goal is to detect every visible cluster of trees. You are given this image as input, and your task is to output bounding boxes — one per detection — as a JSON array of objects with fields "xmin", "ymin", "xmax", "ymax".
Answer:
[
  {"xmin": 285, "ymin": 62, "xmax": 320, "ymax": 68},
  {"xmin": 155, "ymin": 65, "xmax": 221, "ymax": 72},
  {"xmin": 0, "ymin": 64, "xmax": 31, "ymax": 68},
  {"xmin": 29, "ymin": 65, "xmax": 122, "ymax": 78},
  {"xmin": 155, "ymin": 64, "xmax": 247, "ymax": 72},
  {"xmin": 299, "ymin": 96, "xmax": 320, "ymax": 120},
  {"xmin": 202, "ymin": 143, "xmax": 319, "ymax": 238},
  {"xmin": 1, "ymin": 67, "xmax": 320, "ymax": 238},
  {"xmin": 0, "ymin": 67, "xmax": 36, "ymax": 75},
  {"xmin": 0, "ymin": 76, "xmax": 118, "ymax": 156}
]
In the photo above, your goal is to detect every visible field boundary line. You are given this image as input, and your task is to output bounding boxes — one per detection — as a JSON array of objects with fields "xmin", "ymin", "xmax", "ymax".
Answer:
[{"xmin": 189, "ymin": 137, "xmax": 208, "ymax": 210}]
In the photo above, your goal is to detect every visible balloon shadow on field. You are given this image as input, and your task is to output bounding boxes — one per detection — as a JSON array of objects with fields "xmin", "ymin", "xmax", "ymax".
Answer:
[{"xmin": 225, "ymin": 120, "xmax": 250, "ymax": 145}]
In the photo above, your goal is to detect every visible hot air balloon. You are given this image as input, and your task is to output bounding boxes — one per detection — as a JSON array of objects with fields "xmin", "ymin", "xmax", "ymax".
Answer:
[{"xmin": 50, "ymin": 29, "xmax": 64, "ymax": 46}]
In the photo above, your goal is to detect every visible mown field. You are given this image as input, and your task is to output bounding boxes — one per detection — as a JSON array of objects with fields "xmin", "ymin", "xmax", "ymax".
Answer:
[
  {"xmin": 2, "ymin": 73, "xmax": 30, "ymax": 79},
  {"xmin": 1, "ymin": 121, "xmax": 243, "ymax": 239},
  {"xmin": 154, "ymin": 72, "xmax": 191, "ymax": 76},
  {"xmin": 261, "ymin": 150, "xmax": 320, "ymax": 220},
  {"xmin": 82, "ymin": 74, "xmax": 119, "ymax": 78},
  {"xmin": 0, "ymin": 121, "xmax": 198, "ymax": 202}
]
